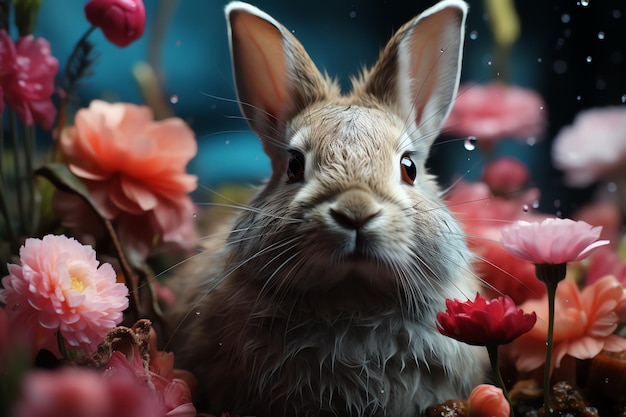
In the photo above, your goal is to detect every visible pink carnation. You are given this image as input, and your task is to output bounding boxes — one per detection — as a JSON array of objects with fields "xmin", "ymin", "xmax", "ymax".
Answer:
[
  {"xmin": 552, "ymin": 106, "xmax": 626, "ymax": 187},
  {"xmin": 58, "ymin": 100, "xmax": 198, "ymax": 255},
  {"xmin": 506, "ymin": 276, "xmax": 626, "ymax": 372},
  {"xmin": 443, "ymin": 82, "xmax": 546, "ymax": 143},
  {"xmin": 0, "ymin": 234, "xmax": 128, "ymax": 354},
  {"xmin": 0, "ymin": 30, "xmax": 58, "ymax": 129}
]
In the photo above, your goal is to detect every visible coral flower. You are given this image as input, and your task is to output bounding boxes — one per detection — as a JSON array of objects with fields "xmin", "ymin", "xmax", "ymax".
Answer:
[
  {"xmin": 468, "ymin": 384, "xmax": 510, "ymax": 417},
  {"xmin": 436, "ymin": 293, "xmax": 536, "ymax": 346},
  {"xmin": 0, "ymin": 30, "xmax": 58, "ymax": 129},
  {"xmin": 500, "ymin": 218, "xmax": 610, "ymax": 266},
  {"xmin": 552, "ymin": 106, "xmax": 626, "ymax": 187},
  {"xmin": 85, "ymin": 0, "xmax": 146, "ymax": 47},
  {"xmin": 507, "ymin": 275, "xmax": 626, "ymax": 372},
  {"xmin": 58, "ymin": 100, "xmax": 198, "ymax": 254},
  {"xmin": 482, "ymin": 156, "xmax": 530, "ymax": 196},
  {"xmin": 442, "ymin": 82, "xmax": 546, "ymax": 143},
  {"xmin": 12, "ymin": 367, "xmax": 160, "ymax": 417},
  {"xmin": 0, "ymin": 235, "xmax": 128, "ymax": 354}
]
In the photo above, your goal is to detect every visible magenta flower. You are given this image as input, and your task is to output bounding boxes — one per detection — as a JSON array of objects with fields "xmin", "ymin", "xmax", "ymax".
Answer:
[
  {"xmin": 85, "ymin": 0, "xmax": 146, "ymax": 47},
  {"xmin": 437, "ymin": 293, "xmax": 537, "ymax": 346},
  {"xmin": 500, "ymin": 218, "xmax": 610, "ymax": 265},
  {"xmin": 0, "ymin": 30, "xmax": 58, "ymax": 129},
  {"xmin": 0, "ymin": 234, "xmax": 128, "ymax": 354}
]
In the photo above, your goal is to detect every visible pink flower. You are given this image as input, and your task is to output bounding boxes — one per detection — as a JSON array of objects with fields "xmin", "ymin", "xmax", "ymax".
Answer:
[
  {"xmin": 468, "ymin": 384, "xmax": 510, "ymax": 417},
  {"xmin": 585, "ymin": 248, "xmax": 626, "ymax": 288},
  {"xmin": 500, "ymin": 218, "xmax": 610, "ymax": 265},
  {"xmin": 482, "ymin": 156, "xmax": 530, "ymax": 195},
  {"xmin": 443, "ymin": 82, "xmax": 546, "ymax": 143},
  {"xmin": 446, "ymin": 180, "xmax": 547, "ymax": 304},
  {"xmin": 437, "ymin": 293, "xmax": 536, "ymax": 346},
  {"xmin": 552, "ymin": 106, "xmax": 626, "ymax": 187},
  {"xmin": 85, "ymin": 0, "xmax": 146, "ymax": 47},
  {"xmin": 506, "ymin": 275, "xmax": 626, "ymax": 372},
  {"xmin": 12, "ymin": 367, "xmax": 160, "ymax": 417},
  {"xmin": 0, "ymin": 30, "xmax": 58, "ymax": 129},
  {"xmin": 58, "ymin": 100, "xmax": 198, "ymax": 255},
  {"xmin": 0, "ymin": 234, "xmax": 128, "ymax": 354}
]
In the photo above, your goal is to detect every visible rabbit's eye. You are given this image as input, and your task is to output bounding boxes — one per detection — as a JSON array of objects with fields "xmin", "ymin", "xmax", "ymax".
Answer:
[
  {"xmin": 400, "ymin": 155, "xmax": 417, "ymax": 185},
  {"xmin": 287, "ymin": 151, "xmax": 305, "ymax": 183}
]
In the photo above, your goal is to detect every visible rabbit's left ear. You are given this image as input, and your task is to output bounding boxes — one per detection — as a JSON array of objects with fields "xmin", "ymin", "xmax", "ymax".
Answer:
[{"xmin": 364, "ymin": 0, "xmax": 467, "ymax": 149}]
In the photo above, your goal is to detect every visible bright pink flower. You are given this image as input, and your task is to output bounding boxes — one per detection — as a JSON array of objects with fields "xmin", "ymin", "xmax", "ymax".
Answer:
[
  {"xmin": 12, "ymin": 367, "xmax": 160, "ymax": 417},
  {"xmin": 437, "ymin": 293, "xmax": 536, "ymax": 346},
  {"xmin": 500, "ymin": 218, "xmax": 610, "ymax": 265},
  {"xmin": 482, "ymin": 156, "xmax": 530, "ymax": 195},
  {"xmin": 85, "ymin": 0, "xmax": 146, "ymax": 47},
  {"xmin": 0, "ymin": 234, "xmax": 128, "ymax": 354},
  {"xmin": 443, "ymin": 82, "xmax": 546, "ymax": 143},
  {"xmin": 552, "ymin": 106, "xmax": 626, "ymax": 187},
  {"xmin": 506, "ymin": 276, "xmax": 626, "ymax": 372},
  {"xmin": 58, "ymin": 100, "xmax": 198, "ymax": 255},
  {"xmin": 446, "ymin": 180, "xmax": 547, "ymax": 304},
  {"xmin": 468, "ymin": 384, "xmax": 510, "ymax": 417},
  {"xmin": 0, "ymin": 30, "xmax": 58, "ymax": 129}
]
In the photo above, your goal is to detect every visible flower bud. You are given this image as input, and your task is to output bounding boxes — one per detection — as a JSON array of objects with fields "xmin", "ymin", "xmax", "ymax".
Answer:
[{"xmin": 84, "ymin": 0, "xmax": 146, "ymax": 47}]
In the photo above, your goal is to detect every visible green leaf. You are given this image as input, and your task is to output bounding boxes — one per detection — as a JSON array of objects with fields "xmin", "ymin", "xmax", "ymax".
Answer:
[{"xmin": 34, "ymin": 163, "xmax": 106, "ymax": 219}]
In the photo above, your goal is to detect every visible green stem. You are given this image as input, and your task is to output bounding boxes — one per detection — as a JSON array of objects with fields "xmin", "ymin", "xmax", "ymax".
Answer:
[
  {"xmin": 486, "ymin": 344, "xmax": 515, "ymax": 417},
  {"xmin": 0, "ymin": 113, "xmax": 16, "ymax": 244},
  {"xmin": 9, "ymin": 111, "xmax": 28, "ymax": 235},
  {"xmin": 23, "ymin": 124, "xmax": 39, "ymax": 235},
  {"xmin": 543, "ymin": 280, "xmax": 558, "ymax": 416}
]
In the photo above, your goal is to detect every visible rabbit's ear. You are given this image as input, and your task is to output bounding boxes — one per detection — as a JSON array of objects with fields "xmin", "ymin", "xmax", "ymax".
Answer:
[
  {"xmin": 364, "ymin": 0, "xmax": 467, "ymax": 151},
  {"xmin": 225, "ymin": 2, "xmax": 328, "ymax": 160}
]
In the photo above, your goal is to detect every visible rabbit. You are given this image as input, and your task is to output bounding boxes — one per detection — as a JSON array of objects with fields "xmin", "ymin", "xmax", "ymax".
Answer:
[{"xmin": 170, "ymin": 1, "xmax": 487, "ymax": 416}]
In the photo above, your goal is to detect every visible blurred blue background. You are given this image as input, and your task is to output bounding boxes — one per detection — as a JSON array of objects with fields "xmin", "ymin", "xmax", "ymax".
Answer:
[{"xmin": 32, "ymin": 0, "xmax": 626, "ymax": 216}]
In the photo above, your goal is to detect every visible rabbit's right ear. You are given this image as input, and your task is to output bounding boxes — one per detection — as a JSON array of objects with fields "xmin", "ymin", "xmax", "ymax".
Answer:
[{"xmin": 225, "ymin": 2, "xmax": 328, "ymax": 165}]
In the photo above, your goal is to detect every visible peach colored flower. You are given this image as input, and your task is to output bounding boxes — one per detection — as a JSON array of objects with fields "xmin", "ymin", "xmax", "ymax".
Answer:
[
  {"xmin": 445, "ymin": 180, "xmax": 547, "ymax": 304},
  {"xmin": 58, "ymin": 100, "xmax": 198, "ymax": 254},
  {"xmin": 552, "ymin": 106, "xmax": 626, "ymax": 187},
  {"xmin": 443, "ymin": 82, "xmax": 546, "ymax": 143},
  {"xmin": 500, "ymin": 218, "xmax": 610, "ymax": 265},
  {"xmin": 482, "ymin": 156, "xmax": 530, "ymax": 196},
  {"xmin": 468, "ymin": 384, "xmax": 510, "ymax": 417},
  {"xmin": 507, "ymin": 275, "xmax": 626, "ymax": 372},
  {"xmin": 0, "ymin": 30, "xmax": 58, "ymax": 129},
  {"xmin": 0, "ymin": 234, "xmax": 128, "ymax": 354},
  {"xmin": 12, "ymin": 367, "xmax": 160, "ymax": 417}
]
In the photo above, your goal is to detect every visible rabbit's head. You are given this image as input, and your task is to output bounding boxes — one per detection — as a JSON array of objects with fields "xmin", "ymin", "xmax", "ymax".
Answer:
[{"xmin": 224, "ymin": 0, "xmax": 477, "ymax": 313}]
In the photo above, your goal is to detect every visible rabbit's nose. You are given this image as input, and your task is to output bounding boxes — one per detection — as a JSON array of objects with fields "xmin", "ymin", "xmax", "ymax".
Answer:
[{"xmin": 328, "ymin": 189, "xmax": 382, "ymax": 230}]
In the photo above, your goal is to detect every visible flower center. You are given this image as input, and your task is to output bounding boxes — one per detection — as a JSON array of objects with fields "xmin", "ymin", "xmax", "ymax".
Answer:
[
  {"xmin": 67, "ymin": 262, "xmax": 91, "ymax": 293},
  {"xmin": 71, "ymin": 275, "xmax": 85, "ymax": 293}
]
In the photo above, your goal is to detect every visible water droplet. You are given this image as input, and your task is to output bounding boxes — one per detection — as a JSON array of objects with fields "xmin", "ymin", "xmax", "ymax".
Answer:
[
  {"xmin": 527, "ymin": 136, "xmax": 537, "ymax": 146},
  {"xmin": 537, "ymin": 57, "xmax": 543, "ymax": 63},
  {"xmin": 586, "ymin": 56, "xmax": 593, "ymax": 63},
  {"xmin": 532, "ymin": 201, "xmax": 540, "ymax": 209},
  {"xmin": 349, "ymin": 10, "xmax": 356, "ymax": 18},
  {"xmin": 539, "ymin": 106, "xmax": 545, "ymax": 110},
  {"xmin": 380, "ymin": 389, "xmax": 385, "ymax": 394},
  {"xmin": 11, "ymin": 303, "xmax": 21, "ymax": 311},
  {"xmin": 576, "ymin": 95, "xmax": 582, "ymax": 101},
  {"xmin": 487, "ymin": 60, "xmax": 493, "ymax": 66},
  {"xmin": 469, "ymin": 31, "xmax": 478, "ymax": 40},
  {"xmin": 605, "ymin": 377, "xmax": 610, "ymax": 384},
  {"xmin": 561, "ymin": 13, "xmax": 571, "ymax": 23},
  {"xmin": 192, "ymin": 212, "xmax": 197, "ymax": 218},
  {"xmin": 621, "ymin": 94, "xmax": 626, "ymax": 103},
  {"xmin": 440, "ymin": 48, "xmax": 445, "ymax": 53},
  {"xmin": 170, "ymin": 94, "xmax": 179, "ymax": 104},
  {"xmin": 218, "ymin": 341, "xmax": 224, "ymax": 347},
  {"xmin": 580, "ymin": 0, "xmax": 589, "ymax": 6},
  {"xmin": 554, "ymin": 199, "xmax": 561, "ymax": 208},
  {"xmin": 607, "ymin": 182, "xmax": 618, "ymax": 192},
  {"xmin": 598, "ymin": 31, "xmax": 605, "ymax": 39},
  {"xmin": 522, "ymin": 204, "xmax": 529, "ymax": 213},
  {"xmin": 225, "ymin": 140, "xmax": 231, "ymax": 145},
  {"xmin": 195, "ymin": 309, "xmax": 201, "ymax": 316},
  {"xmin": 613, "ymin": 9, "xmax": 622, "ymax": 19},
  {"xmin": 464, "ymin": 136, "xmax": 477, "ymax": 151}
]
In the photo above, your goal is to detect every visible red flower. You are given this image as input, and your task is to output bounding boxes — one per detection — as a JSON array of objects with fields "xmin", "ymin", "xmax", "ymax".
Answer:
[
  {"xmin": 0, "ymin": 30, "xmax": 58, "ymax": 129},
  {"xmin": 85, "ymin": 0, "xmax": 146, "ymax": 47},
  {"xmin": 437, "ymin": 293, "xmax": 537, "ymax": 346}
]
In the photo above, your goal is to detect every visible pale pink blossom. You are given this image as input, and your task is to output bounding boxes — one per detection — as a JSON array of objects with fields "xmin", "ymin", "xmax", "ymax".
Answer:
[
  {"xmin": 58, "ymin": 100, "xmax": 198, "ymax": 255},
  {"xmin": 0, "ymin": 30, "xmax": 58, "ymax": 129},
  {"xmin": 12, "ymin": 367, "xmax": 160, "ymax": 417},
  {"xmin": 552, "ymin": 106, "xmax": 626, "ymax": 187},
  {"xmin": 506, "ymin": 275, "xmax": 626, "ymax": 372},
  {"xmin": 468, "ymin": 384, "xmax": 510, "ymax": 417},
  {"xmin": 443, "ymin": 82, "xmax": 546, "ymax": 143},
  {"xmin": 500, "ymin": 218, "xmax": 610, "ymax": 265},
  {"xmin": 445, "ymin": 180, "xmax": 547, "ymax": 304},
  {"xmin": 0, "ymin": 234, "xmax": 128, "ymax": 354}
]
